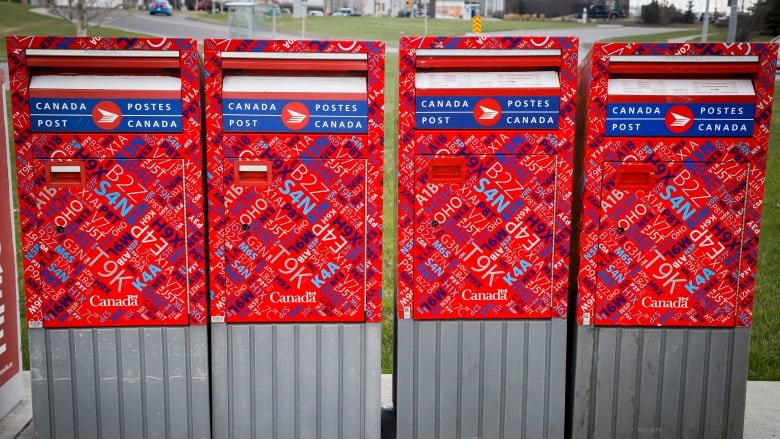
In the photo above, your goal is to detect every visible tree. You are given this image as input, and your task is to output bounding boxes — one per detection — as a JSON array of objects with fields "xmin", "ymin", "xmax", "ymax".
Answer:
[
  {"xmin": 45, "ymin": 0, "xmax": 129, "ymax": 37},
  {"xmin": 641, "ymin": 0, "xmax": 677, "ymax": 25},
  {"xmin": 682, "ymin": 0, "xmax": 695, "ymax": 24},
  {"xmin": 754, "ymin": 0, "xmax": 780, "ymax": 35}
]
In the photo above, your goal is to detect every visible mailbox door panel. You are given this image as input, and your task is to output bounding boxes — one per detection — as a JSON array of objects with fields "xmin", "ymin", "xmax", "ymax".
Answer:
[
  {"xmin": 595, "ymin": 161, "xmax": 749, "ymax": 327},
  {"xmin": 411, "ymin": 154, "xmax": 557, "ymax": 320},
  {"xmin": 223, "ymin": 158, "xmax": 367, "ymax": 323},
  {"xmin": 34, "ymin": 158, "xmax": 189, "ymax": 327}
]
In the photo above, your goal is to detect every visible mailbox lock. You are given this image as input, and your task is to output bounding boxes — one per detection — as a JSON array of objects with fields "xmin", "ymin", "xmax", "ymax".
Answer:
[
  {"xmin": 241, "ymin": 224, "xmax": 250, "ymax": 231},
  {"xmin": 56, "ymin": 226, "xmax": 65, "ymax": 233},
  {"xmin": 431, "ymin": 220, "xmax": 439, "ymax": 228},
  {"xmin": 616, "ymin": 227, "xmax": 625, "ymax": 235}
]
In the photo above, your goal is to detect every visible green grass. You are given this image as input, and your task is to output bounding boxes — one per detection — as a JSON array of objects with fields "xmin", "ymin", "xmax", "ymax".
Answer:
[
  {"xmin": 3, "ymin": 2, "xmax": 780, "ymax": 378},
  {"xmin": 381, "ymin": 52, "xmax": 399, "ymax": 375},
  {"xmin": 751, "ymin": 86, "xmax": 780, "ymax": 381},
  {"xmin": 198, "ymin": 12, "xmax": 586, "ymax": 41},
  {"xmin": 602, "ymin": 28, "xmax": 702, "ymax": 43}
]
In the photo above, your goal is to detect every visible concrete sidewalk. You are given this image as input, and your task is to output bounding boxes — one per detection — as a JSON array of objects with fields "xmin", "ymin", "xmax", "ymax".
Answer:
[{"xmin": 2, "ymin": 372, "xmax": 778, "ymax": 438}]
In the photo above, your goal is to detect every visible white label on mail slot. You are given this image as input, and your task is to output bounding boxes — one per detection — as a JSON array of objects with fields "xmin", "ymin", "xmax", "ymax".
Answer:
[
  {"xmin": 50, "ymin": 165, "xmax": 82, "ymax": 173},
  {"xmin": 608, "ymin": 78, "xmax": 754, "ymax": 96},
  {"xmin": 223, "ymin": 76, "xmax": 366, "ymax": 94},
  {"xmin": 239, "ymin": 164, "xmax": 268, "ymax": 172},
  {"xmin": 416, "ymin": 70, "xmax": 559, "ymax": 89},
  {"xmin": 30, "ymin": 74, "xmax": 180, "ymax": 91}
]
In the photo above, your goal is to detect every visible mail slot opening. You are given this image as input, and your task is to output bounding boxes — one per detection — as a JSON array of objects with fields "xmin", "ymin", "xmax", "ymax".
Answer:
[
  {"xmin": 414, "ymin": 48, "xmax": 562, "ymax": 71},
  {"xmin": 24, "ymin": 49, "xmax": 182, "ymax": 75},
  {"xmin": 219, "ymin": 52, "xmax": 368, "ymax": 73},
  {"xmin": 608, "ymin": 55, "xmax": 760, "ymax": 76}
]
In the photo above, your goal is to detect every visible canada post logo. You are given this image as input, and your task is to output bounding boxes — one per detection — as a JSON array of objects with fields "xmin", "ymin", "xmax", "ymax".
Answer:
[
  {"xmin": 606, "ymin": 102, "xmax": 754, "ymax": 137},
  {"xmin": 474, "ymin": 98, "xmax": 502, "ymax": 127},
  {"xmin": 282, "ymin": 102, "xmax": 310, "ymax": 130},
  {"xmin": 92, "ymin": 101, "xmax": 122, "ymax": 130},
  {"xmin": 664, "ymin": 105, "xmax": 694, "ymax": 134}
]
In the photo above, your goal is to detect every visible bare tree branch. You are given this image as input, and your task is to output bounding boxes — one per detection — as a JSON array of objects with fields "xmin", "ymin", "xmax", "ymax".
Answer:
[{"xmin": 44, "ymin": 0, "xmax": 130, "ymax": 36}]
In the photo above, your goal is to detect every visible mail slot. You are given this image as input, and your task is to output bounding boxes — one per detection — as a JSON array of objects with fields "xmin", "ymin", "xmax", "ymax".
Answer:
[
  {"xmin": 571, "ymin": 42, "xmax": 778, "ymax": 438},
  {"xmin": 204, "ymin": 39, "xmax": 384, "ymax": 439},
  {"xmin": 395, "ymin": 35, "xmax": 578, "ymax": 439},
  {"xmin": 6, "ymin": 36, "xmax": 209, "ymax": 438}
]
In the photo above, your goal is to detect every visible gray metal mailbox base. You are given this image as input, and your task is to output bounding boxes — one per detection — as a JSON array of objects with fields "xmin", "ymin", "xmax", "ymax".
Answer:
[
  {"xmin": 571, "ymin": 326, "xmax": 749, "ymax": 439},
  {"xmin": 396, "ymin": 319, "xmax": 566, "ymax": 439},
  {"xmin": 29, "ymin": 326, "xmax": 210, "ymax": 439},
  {"xmin": 210, "ymin": 322, "xmax": 381, "ymax": 439}
]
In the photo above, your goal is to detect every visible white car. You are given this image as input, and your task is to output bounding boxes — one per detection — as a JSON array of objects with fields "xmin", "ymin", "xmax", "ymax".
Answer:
[
  {"xmin": 333, "ymin": 7, "xmax": 360, "ymax": 16},
  {"xmin": 308, "ymin": 10, "xmax": 324, "ymax": 15}
]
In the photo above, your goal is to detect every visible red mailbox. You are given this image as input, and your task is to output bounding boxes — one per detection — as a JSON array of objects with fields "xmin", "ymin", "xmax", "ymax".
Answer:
[
  {"xmin": 6, "ymin": 36, "xmax": 209, "ymax": 439},
  {"xmin": 576, "ymin": 43, "xmax": 778, "ymax": 327},
  {"xmin": 395, "ymin": 35, "xmax": 577, "ymax": 439},
  {"xmin": 6, "ymin": 36, "xmax": 206, "ymax": 328},
  {"xmin": 571, "ymin": 42, "xmax": 778, "ymax": 439},
  {"xmin": 397, "ymin": 36, "xmax": 578, "ymax": 321},
  {"xmin": 204, "ymin": 39, "xmax": 384, "ymax": 438},
  {"xmin": 204, "ymin": 39, "xmax": 384, "ymax": 324}
]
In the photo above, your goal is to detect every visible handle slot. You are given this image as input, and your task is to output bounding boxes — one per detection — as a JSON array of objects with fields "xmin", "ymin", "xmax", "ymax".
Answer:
[
  {"xmin": 46, "ymin": 163, "xmax": 85, "ymax": 187},
  {"xmin": 616, "ymin": 165, "xmax": 655, "ymax": 190},
  {"xmin": 429, "ymin": 157, "xmax": 466, "ymax": 184},
  {"xmin": 236, "ymin": 161, "xmax": 271, "ymax": 186}
]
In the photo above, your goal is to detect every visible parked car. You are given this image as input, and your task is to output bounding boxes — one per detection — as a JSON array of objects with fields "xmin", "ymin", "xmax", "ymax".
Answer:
[
  {"xmin": 577, "ymin": 4, "xmax": 625, "ymax": 20},
  {"xmin": 149, "ymin": 0, "xmax": 173, "ymax": 14},
  {"xmin": 308, "ymin": 9, "xmax": 324, "ymax": 15},
  {"xmin": 773, "ymin": 35, "xmax": 780, "ymax": 79},
  {"xmin": 265, "ymin": 5, "xmax": 282, "ymax": 15},
  {"xmin": 398, "ymin": 6, "xmax": 426, "ymax": 17},
  {"xmin": 332, "ymin": 7, "xmax": 361, "ymax": 16},
  {"xmin": 195, "ymin": 0, "xmax": 223, "ymax": 12}
]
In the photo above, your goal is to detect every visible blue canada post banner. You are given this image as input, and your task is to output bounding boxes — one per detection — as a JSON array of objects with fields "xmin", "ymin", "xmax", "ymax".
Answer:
[
  {"xmin": 415, "ymin": 95, "xmax": 559, "ymax": 130},
  {"xmin": 222, "ymin": 98, "xmax": 368, "ymax": 133},
  {"xmin": 30, "ymin": 98, "xmax": 183, "ymax": 133},
  {"xmin": 606, "ymin": 102, "xmax": 755, "ymax": 137}
]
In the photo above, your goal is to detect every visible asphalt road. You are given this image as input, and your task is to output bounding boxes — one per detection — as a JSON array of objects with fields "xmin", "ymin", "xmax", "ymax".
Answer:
[
  {"xmin": 483, "ymin": 23, "xmax": 696, "ymax": 45},
  {"xmin": 86, "ymin": 10, "xmax": 694, "ymax": 49},
  {"xmin": 101, "ymin": 10, "xmax": 232, "ymax": 39},
  {"xmin": 100, "ymin": 8, "xmax": 285, "ymax": 40}
]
